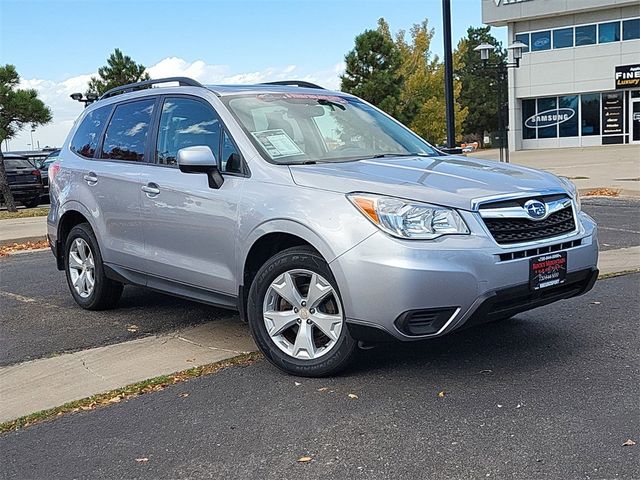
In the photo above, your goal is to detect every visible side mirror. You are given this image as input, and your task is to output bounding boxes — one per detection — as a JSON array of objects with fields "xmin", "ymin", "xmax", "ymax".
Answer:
[{"xmin": 177, "ymin": 146, "xmax": 224, "ymax": 189}]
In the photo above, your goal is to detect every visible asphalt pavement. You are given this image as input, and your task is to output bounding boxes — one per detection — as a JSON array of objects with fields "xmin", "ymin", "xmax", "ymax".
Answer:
[
  {"xmin": 1, "ymin": 273, "xmax": 638, "ymax": 479},
  {"xmin": 0, "ymin": 197, "xmax": 638, "ymax": 367}
]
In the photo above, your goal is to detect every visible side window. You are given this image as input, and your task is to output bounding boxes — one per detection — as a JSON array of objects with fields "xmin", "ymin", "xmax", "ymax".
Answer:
[
  {"xmin": 156, "ymin": 97, "xmax": 221, "ymax": 167},
  {"xmin": 101, "ymin": 99, "xmax": 155, "ymax": 162},
  {"xmin": 70, "ymin": 105, "xmax": 111, "ymax": 158}
]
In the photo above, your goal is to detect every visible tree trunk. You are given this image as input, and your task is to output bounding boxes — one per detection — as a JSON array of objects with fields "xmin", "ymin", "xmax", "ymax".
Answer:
[{"xmin": 0, "ymin": 149, "xmax": 19, "ymax": 212}]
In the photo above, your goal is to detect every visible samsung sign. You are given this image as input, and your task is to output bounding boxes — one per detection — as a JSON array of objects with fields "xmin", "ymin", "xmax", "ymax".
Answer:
[{"xmin": 525, "ymin": 108, "xmax": 576, "ymax": 128}]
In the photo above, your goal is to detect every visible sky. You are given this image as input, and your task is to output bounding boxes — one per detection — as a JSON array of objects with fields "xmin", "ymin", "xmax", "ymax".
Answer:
[{"xmin": 0, "ymin": 0, "xmax": 506, "ymax": 150}]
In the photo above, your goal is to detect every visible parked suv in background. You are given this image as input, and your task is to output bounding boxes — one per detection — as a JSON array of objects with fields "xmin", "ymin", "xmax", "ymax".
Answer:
[
  {"xmin": 47, "ymin": 78, "xmax": 598, "ymax": 376},
  {"xmin": 3, "ymin": 154, "xmax": 45, "ymax": 208}
]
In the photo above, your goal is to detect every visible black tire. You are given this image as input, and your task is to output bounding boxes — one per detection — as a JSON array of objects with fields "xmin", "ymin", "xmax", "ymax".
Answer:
[
  {"xmin": 64, "ymin": 223, "xmax": 123, "ymax": 310},
  {"xmin": 23, "ymin": 197, "xmax": 40, "ymax": 208},
  {"xmin": 247, "ymin": 246, "xmax": 356, "ymax": 377}
]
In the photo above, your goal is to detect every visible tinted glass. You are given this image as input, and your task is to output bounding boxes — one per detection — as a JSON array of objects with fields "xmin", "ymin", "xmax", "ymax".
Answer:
[
  {"xmin": 531, "ymin": 31, "xmax": 551, "ymax": 51},
  {"xmin": 558, "ymin": 95, "xmax": 578, "ymax": 137},
  {"xmin": 575, "ymin": 25, "xmax": 597, "ymax": 46},
  {"xmin": 515, "ymin": 33, "xmax": 529, "ymax": 53},
  {"xmin": 623, "ymin": 19, "xmax": 640, "ymax": 40},
  {"xmin": 537, "ymin": 97, "xmax": 557, "ymax": 138},
  {"xmin": 70, "ymin": 105, "xmax": 111, "ymax": 159},
  {"xmin": 581, "ymin": 94, "xmax": 600, "ymax": 136},
  {"xmin": 522, "ymin": 99, "xmax": 536, "ymax": 139},
  {"xmin": 101, "ymin": 99, "xmax": 155, "ymax": 162},
  {"xmin": 221, "ymin": 130, "xmax": 242, "ymax": 173},
  {"xmin": 553, "ymin": 28, "xmax": 574, "ymax": 48},
  {"xmin": 599, "ymin": 22, "xmax": 620, "ymax": 43},
  {"xmin": 156, "ymin": 97, "xmax": 221, "ymax": 167},
  {"xmin": 3, "ymin": 159, "xmax": 32, "ymax": 170}
]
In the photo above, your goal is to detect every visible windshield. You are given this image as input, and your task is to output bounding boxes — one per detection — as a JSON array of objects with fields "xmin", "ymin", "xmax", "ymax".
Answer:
[{"xmin": 222, "ymin": 93, "xmax": 441, "ymax": 164}]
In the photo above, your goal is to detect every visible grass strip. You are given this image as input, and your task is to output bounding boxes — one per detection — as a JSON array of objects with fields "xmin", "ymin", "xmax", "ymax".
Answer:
[
  {"xmin": 0, "ymin": 207, "xmax": 49, "ymax": 220},
  {"xmin": 0, "ymin": 351, "xmax": 261, "ymax": 435},
  {"xmin": 598, "ymin": 268, "xmax": 640, "ymax": 280}
]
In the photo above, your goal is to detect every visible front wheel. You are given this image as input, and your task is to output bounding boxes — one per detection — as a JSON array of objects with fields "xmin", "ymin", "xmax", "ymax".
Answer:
[{"xmin": 247, "ymin": 247, "xmax": 356, "ymax": 377}]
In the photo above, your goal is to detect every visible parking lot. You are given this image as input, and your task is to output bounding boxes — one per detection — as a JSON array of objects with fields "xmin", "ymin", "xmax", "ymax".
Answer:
[{"xmin": 0, "ymin": 197, "xmax": 639, "ymax": 478}]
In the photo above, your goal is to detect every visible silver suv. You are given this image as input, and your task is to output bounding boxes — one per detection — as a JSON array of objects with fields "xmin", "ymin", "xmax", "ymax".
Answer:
[{"xmin": 47, "ymin": 77, "xmax": 598, "ymax": 376}]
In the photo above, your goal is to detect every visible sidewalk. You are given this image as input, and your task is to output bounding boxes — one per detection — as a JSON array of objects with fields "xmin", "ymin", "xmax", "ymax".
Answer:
[
  {"xmin": 0, "ymin": 216, "xmax": 47, "ymax": 246},
  {"xmin": 468, "ymin": 144, "xmax": 640, "ymax": 197},
  {"xmin": 0, "ymin": 320, "xmax": 256, "ymax": 423}
]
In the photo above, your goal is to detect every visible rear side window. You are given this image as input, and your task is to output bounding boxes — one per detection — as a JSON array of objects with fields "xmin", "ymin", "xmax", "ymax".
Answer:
[
  {"xmin": 4, "ymin": 159, "xmax": 31, "ymax": 169},
  {"xmin": 70, "ymin": 105, "xmax": 112, "ymax": 159},
  {"xmin": 101, "ymin": 99, "xmax": 155, "ymax": 162}
]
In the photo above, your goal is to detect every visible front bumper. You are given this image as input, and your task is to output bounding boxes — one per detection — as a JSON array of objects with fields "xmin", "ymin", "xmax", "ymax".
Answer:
[{"xmin": 330, "ymin": 211, "xmax": 598, "ymax": 341}]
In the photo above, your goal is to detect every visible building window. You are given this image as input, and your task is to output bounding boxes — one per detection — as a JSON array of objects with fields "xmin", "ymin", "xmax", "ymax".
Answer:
[
  {"xmin": 575, "ymin": 25, "xmax": 597, "ymax": 46},
  {"xmin": 598, "ymin": 22, "xmax": 620, "ymax": 43},
  {"xmin": 553, "ymin": 28, "xmax": 574, "ymax": 48},
  {"xmin": 622, "ymin": 19, "xmax": 640, "ymax": 41},
  {"xmin": 530, "ymin": 31, "xmax": 551, "ymax": 51},
  {"xmin": 536, "ymin": 98, "xmax": 558, "ymax": 138},
  {"xmin": 515, "ymin": 33, "xmax": 529, "ymax": 53},
  {"xmin": 580, "ymin": 94, "xmax": 600, "ymax": 136},
  {"xmin": 522, "ymin": 99, "xmax": 536, "ymax": 139},
  {"xmin": 558, "ymin": 96, "xmax": 579, "ymax": 137}
]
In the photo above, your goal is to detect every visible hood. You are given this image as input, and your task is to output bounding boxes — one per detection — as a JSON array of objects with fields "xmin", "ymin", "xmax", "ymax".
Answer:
[{"xmin": 288, "ymin": 155, "xmax": 566, "ymax": 211}]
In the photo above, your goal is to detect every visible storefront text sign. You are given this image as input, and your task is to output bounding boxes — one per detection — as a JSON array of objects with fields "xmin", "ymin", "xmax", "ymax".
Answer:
[
  {"xmin": 524, "ymin": 108, "xmax": 575, "ymax": 128},
  {"xmin": 615, "ymin": 64, "xmax": 640, "ymax": 89}
]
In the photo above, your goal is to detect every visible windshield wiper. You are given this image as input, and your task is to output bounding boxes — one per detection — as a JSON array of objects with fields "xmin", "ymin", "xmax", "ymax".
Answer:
[{"xmin": 370, "ymin": 153, "xmax": 434, "ymax": 159}]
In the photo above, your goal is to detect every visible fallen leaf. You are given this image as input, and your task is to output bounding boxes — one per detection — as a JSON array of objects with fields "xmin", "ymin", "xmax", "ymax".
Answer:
[
  {"xmin": 317, "ymin": 387, "xmax": 329, "ymax": 392},
  {"xmin": 294, "ymin": 382, "xmax": 302, "ymax": 386},
  {"xmin": 135, "ymin": 457, "xmax": 149, "ymax": 463},
  {"xmin": 0, "ymin": 239, "xmax": 49, "ymax": 258},
  {"xmin": 127, "ymin": 325, "xmax": 139, "ymax": 333},
  {"xmin": 622, "ymin": 439, "xmax": 636, "ymax": 446},
  {"xmin": 497, "ymin": 404, "xmax": 503, "ymax": 408},
  {"xmin": 479, "ymin": 369, "xmax": 493, "ymax": 374},
  {"xmin": 516, "ymin": 403, "xmax": 522, "ymax": 409},
  {"xmin": 186, "ymin": 358, "xmax": 195, "ymax": 363},
  {"xmin": 107, "ymin": 396, "xmax": 122, "ymax": 404},
  {"xmin": 178, "ymin": 393, "xmax": 189, "ymax": 398},
  {"xmin": 437, "ymin": 390, "xmax": 446, "ymax": 398},
  {"xmin": 297, "ymin": 456, "xmax": 313, "ymax": 463},
  {"xmin": 590, "ymin": 301, "xmax": 601, "ymax": 305},
  {"xmin": 348, "ymin": 393, "xmax": 359, "ymax": 399},
  {"xmin": 584, "ymin": 188, "xmax": 620, "ymax": 197}
]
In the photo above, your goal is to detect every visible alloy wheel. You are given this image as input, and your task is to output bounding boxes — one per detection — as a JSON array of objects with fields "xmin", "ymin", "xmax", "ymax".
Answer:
[
  {"xmin": 68, "ymin": 238, "xmax": 96, "ymax": 298},
  {"xmin": 262, "ymin": 269, "xmax": 343, "ymax": 360}
]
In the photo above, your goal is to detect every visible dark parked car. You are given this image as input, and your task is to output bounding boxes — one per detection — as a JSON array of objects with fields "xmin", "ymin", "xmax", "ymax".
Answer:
[{"xmin": 2, "ymin": 154, "xmax": 45, "ymax": 208}]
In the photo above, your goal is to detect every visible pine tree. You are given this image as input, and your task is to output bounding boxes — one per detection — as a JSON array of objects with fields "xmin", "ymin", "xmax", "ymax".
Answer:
[{"xmin": 87, "ymin": 48, "xmax": 150, "ymax": 96}]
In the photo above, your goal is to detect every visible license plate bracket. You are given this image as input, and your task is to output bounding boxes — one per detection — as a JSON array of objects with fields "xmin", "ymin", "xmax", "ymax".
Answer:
[{"xmin": 529, "ymin": 252, "xmax": 567, "ymax": 291}]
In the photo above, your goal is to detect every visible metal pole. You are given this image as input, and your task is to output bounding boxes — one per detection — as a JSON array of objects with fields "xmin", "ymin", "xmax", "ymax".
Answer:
[
  {"xmin": 442, "ymin": 0, "xmax": 455, "ymax": 149},
  {"xmin": 497, "ymin": 74, "xmax": 503, "ymax": 163}
]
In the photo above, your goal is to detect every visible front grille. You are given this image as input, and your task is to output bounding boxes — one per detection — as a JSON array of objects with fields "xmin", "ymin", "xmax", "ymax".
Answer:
[
  {"xmin": 483, "ymin": 205, "xmax": 576, "ymax": 244},
  {"xmin": 498, "ymin": 238, "xmax": 583, "ymax": 262}
]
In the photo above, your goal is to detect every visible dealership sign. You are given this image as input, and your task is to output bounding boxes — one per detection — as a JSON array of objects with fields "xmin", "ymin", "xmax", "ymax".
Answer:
[
  {"xmin": 615, "ymin": 64, "xmax": 640, "ymax": 89},
  {"xmin": 525, "ymin": 108, "xmax": 575, "ymax": 128}
]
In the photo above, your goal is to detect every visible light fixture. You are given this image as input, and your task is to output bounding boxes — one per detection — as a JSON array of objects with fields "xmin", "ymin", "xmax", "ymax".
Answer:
[
  {"xmin": 474, "ymin": 43, "xmax": 495, "ymax": 62},
  {"xmin": 70, "ymin": 92, "xmax": 83, "ymax": 101},
  {"xmin": 508, "ymin": 40, "xmax": 528, "ymax": 61}
]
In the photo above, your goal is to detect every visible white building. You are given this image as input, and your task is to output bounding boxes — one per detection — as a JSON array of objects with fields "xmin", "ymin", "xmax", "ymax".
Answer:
[{"xmin": 482, "ymin": 0, "xmax": 640, "ymax": 151}]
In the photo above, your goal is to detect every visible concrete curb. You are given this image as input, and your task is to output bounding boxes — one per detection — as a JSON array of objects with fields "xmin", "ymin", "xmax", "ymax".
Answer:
[
  {"xmin": 0, "ymin": 235, "xmax": 47, "ymax": 247},
  {"xmin": 0, "ymin": 321, "xmax": 257, "ymax": 424}
]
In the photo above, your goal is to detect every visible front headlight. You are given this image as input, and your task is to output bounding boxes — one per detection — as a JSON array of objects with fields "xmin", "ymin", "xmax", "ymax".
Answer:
[
  {"xmin": 347, "ymin": 193, "xmax": 469, "ymax": 240},
  {"xmin": 559, "ymin": 177, "xmax": 581, "ymax": 212}
]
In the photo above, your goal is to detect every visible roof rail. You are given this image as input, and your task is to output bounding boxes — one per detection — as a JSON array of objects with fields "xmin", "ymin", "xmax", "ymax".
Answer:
[
  {"xmin": 261, "ymin": 80, "xmax": 325, "ymax": 89},
  {"xmin": 99, "ymin": 77, "xmax": 204, "ymax": 100}
]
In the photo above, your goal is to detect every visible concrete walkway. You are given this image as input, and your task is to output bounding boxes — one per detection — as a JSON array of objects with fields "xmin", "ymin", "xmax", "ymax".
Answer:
[
  {"xmin": 0, "ymin": 320, "xmax": 255, "ymax": 423},
  {"xmin": 468, "ymin": 144, "xmax": 640, "ymax": 197},
  {"xmin": 0, "ymin": 216, "xmax": 47, "ymax": 246}
]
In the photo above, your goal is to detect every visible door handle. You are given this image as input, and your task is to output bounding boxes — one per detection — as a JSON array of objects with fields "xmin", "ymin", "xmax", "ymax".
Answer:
[
  {"xmin": 83, "ymin": 172, "xmax": 98, "ymax": 185},
  {"xmin": 141, "ymin": 183, "xmax": 161, "ymax": 197}
]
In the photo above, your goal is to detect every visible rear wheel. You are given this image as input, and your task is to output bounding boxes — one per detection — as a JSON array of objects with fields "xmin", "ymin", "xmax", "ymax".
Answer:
[
  {"xmin": 23, "ymin": 197, "xmax": 40, "ymax": 208},
  {"xmin": 64, "ymin": 223, "xmax": 123, "ymax": 310},
  {"xmin": 247, "ymin": 247, "xmax": 356, "ymax": 377}
]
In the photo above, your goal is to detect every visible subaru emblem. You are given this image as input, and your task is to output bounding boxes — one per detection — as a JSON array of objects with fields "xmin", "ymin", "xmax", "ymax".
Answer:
[{"xmin": 524, "ymin": 199, "xmax": 547, "ymax": 220}]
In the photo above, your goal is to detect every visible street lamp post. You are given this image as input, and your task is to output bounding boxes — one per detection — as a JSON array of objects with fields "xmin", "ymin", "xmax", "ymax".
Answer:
[{"xmin": 473, "ymin": 41, "xmax": 526, "ymax": 163}]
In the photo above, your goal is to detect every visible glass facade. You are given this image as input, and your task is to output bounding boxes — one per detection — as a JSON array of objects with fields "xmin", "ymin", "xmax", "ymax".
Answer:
[{"xmin": 517, "ymin": 18, "xmax": 638, "ymax": 53}]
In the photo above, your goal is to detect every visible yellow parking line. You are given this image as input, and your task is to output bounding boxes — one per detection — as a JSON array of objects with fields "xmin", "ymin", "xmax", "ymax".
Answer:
[{"xmin": 0, "ymin": 290, "xmax": 37, "ymax": 303}]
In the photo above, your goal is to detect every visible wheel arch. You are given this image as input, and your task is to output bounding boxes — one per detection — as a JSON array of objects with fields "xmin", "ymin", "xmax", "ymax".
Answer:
[{"xmin": 55, "ymin": 202, "xmax": 95, "ymax": 270}]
